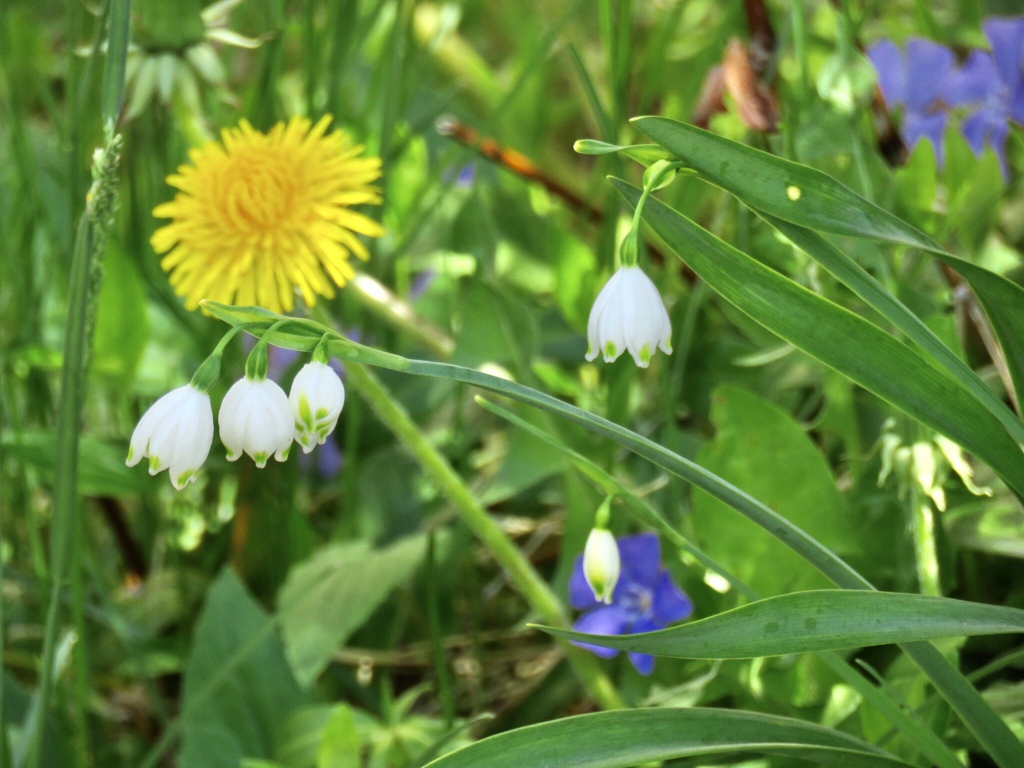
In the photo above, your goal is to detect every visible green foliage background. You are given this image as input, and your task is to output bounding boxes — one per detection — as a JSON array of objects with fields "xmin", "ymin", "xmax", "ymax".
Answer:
[{"xmin": 2, "ymin": 0, "xmax": 1024, "ymax": 766}]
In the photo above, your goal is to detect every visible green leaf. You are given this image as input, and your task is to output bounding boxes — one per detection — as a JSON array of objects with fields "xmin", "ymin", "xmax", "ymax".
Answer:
[
  {"xmin": 92, "ymin": 241, "xmax": 149, "ymax": 383},
  {"xmin": 538, "ymin": 590, "xmax": 1024, "ymax": 658},
  {"xmin": 612, "ymin": 178, "xmax": 1024, "ymax": 501},
  {"xmin": 2, "ymin": 431, "xmax": 147, "ymax": 497},
  {"xmin": 761, "ymin": 216, "xmax": 1024, "ymax": 446},
  {"xmin": 278, "ymin": 535, "xmax": 430, "ymax": 687},
  {"xmin": 317, "ymin": 705, "xmax": 360, "ymax": 768},
  {"xmin": 181, "ymin": 570, "xmax": 306, "ymax": 768},
  {"xmin": 633, "ymin": 116, "xmax": 938, "ymax": 249},
  {"xmin": 692, "ymin": 387, "xmax": 856, "ymax": 596},
  {"xmin": 421, "ymin": 708, "xmax": 914, "ymax": 768},
  {"xmin": 634, "ymin": 115, "xmax": 1024, "ymax": 416},
  {"xmin": 571, "ymin": 139, "xmax": 670, "ymax": 164}
]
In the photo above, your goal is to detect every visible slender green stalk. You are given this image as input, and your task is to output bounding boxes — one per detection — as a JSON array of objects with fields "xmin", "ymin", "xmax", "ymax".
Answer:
[
  {"xmin": 0, "ymin": 462, "xmax": 8, "ymax": 768},
  {"xmin": 344, "ymin": 361, "xmax": 624, "ymax": 710},
  {"xmin": 19, "ymin": 78, "xmax": 126, "ymax": 768},
  {"xmin": 426, "ymin": 532, "xmax": 455, "ymax": 728},
  {"xmin": 101, "ymin": 0, "xmax": 131, "ymax": 127},
  {"xmin": 204, "ymin": 304, "xmax": 1019, "ymax": 767}
]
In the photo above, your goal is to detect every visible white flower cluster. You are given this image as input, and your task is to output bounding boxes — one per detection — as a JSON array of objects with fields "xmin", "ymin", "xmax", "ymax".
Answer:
[
  {"xmin": 127, "ymin": 360, "xmax": 345, "ymax": 489},
  {"xmin": 586, "ymin": 266, "xmax": 672, "ymax": 368}
]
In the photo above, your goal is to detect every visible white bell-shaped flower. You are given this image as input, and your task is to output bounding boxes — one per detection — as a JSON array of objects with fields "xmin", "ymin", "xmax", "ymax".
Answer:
[
  {"xmin": 218, "ymin": 376, "xmax": 294, "ymax": 468},
  {"xmin": 290, "ymin": 361, "xmax": 346, "ymax": 454},
  {"xmin": 583, "ymin": 527, "xmax": 621, "ymax": 604},
  {"xmin": 126, "ymin": 384, "xmax": 214, "ymax": 490},
  {"xmin": 586, "ymin": 266, "xmax": 672, "ymax": 367}
]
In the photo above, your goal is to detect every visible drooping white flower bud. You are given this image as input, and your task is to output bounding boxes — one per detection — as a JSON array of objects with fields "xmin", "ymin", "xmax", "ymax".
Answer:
[
  {"xmin": 218, "ymin": 377, "xmax": 294, "ymax": 468},
  {"xmin": 126, "ymin": 384, "xmax": 214, "ymax": 490},
  {"xmin": 583, "ymin": 527, "xmax": 621, "ymax": 605},
  {"xmin": 585, "ymin": 266, "xmax": 672, "ymax": 368},
  {"xmin": 290, "ymin": 361, "xmax": 346, "ymax": 453}
]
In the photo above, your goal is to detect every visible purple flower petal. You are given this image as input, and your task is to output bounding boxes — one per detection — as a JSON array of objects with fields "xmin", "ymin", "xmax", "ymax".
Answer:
[
  {"xmin": 569, "ymin": 554, "xmax": 602, "ymax": 610},
  {"xmin": 868, "ymin": 40, "xmax": 908, "ymax": 107},
  {"xmin": 983, "ymin": 17, "xmax": 1024, "ymax": 96},
  {"xmin": 571, "ymin": 605, "xmax": 630, "ymax": 658},
  {"xmin": 617, "ymin": 532, "xmax": 661, "ymax": 588},
  {"xmin": 1008, "ymin": 80, "xmax": 1024, "ymax": 124},
  {"xmin": 902, "ymin": 110, "xmax": 948, "ymax": 163},
  {"xmin": 903, "ymin": 39, "xmax": 956, "ymax": 111},
  {"xmin": 946, "ymin": 51, "xmax": 1000, "ymax": 107},
  {"xmin": 961, "ymin": 109, "xmax": 1011, "ymax": 178},
  {"xmin": 627, "ymin": 651, "xmax": 655, "ymax": 676},
  {"xmin": 624, "ymin": 617, "xmax": 662, "ymax": 675},
  {"xmin": 651, "ymin": 570, "xmax": 695, "ymax": 624}
]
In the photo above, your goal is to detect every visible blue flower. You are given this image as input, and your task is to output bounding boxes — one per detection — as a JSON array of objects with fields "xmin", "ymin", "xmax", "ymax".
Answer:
[
  {"xmin": 568, "ymin": 532, "xmax": 693, "ymax": 676},
  {"xmin": 867, "ymin": 38, "xmax": 955, "ymax": 163},
  {"xmin": 946, "ymin": 17, "xmax": 1024, "ymax": 177}
]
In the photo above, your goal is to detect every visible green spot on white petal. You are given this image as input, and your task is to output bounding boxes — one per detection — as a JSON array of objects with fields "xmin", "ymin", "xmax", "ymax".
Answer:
[
  {"xmin": 148, "ymin": 455, "xmax": 162, "ymax": 473},
  {"xmin": 126, "ymin": 446, "xmax": 134, "ymax": 463},
  {"xmin": 176, "ymin": 470, "xmax": 195, "ymax": 488},
  {"xmin": 298, "ymin": 395, "xmax": 314, "ymax": 430},
  {"xmin": 315, "ymin": 407, "xmax": 329, "ymax": 420},
  {"xmin": 253, "ymin": 451, "xmax": 268, "ymax": 467},
  {"xmin": 639, "ymin": 344, "xmax": 651, "ymax": 365},
  {"xmin": 603, "ymin": 341, "xmax": 617, "ymax": 359}
]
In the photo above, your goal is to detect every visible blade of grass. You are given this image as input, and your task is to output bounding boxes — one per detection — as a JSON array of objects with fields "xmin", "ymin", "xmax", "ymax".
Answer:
[
  {"xmin": 540, "ymin": 591, "xmax": 1024, "ymax": 657},
  {"xmin": 100, "ymin": 0, "xmax": 131, "ymax": 127},
  {"xmin": 762, "ymin": 216, "xmax": 1024, "ymax": 447}
]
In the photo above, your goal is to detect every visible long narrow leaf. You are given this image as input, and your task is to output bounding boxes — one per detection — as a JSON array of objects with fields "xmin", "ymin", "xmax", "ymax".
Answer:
[
  {"xmin": 764, "ymin": 216, "xmax": 1024, "ymax": 445},
  {"xmin": 634, "ymin": 115, "xmax": 1024, "ymax": 414},
  {"xmin": 612, "ymin": 179, "xmax": 1024, "ymax": 500},
  {"xmin": 538, "ymin": 590, "xmax": 1024, "ymax": 658},
  {"xmin": 421, "ymin": 709, "xmax": 914, "ymax": 768}
]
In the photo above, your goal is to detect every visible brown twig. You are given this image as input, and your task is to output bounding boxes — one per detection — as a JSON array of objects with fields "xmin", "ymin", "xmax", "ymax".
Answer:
[
  {"xmin": 435, "ymin": 116, "xmax": 696, "ymax": 283},
  {"xmin": 436, "ymin": 117, "xmax": 603, "ymax": 224}
]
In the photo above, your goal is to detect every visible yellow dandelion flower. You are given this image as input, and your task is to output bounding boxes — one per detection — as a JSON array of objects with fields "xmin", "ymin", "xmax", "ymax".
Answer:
[{"xmin": 152, "ymin": 115, "xmax": 383, "ymax": 313}]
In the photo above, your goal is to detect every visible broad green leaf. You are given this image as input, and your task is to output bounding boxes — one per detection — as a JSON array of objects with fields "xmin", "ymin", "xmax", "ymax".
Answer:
[
  {"xmin": 278, "ymin": 535, "xmax": 430, "ymax": 686},
  {"xmin": 693, "ymin": 387, "xmax": 856, "ymax": 596},
  {"xmin": 181, "ymin": 569, "xmax": 306, "ymax": 768},
  {"xmin": 612, "ymin": 179, "xmax": 1024, "ymax": 500},
  {"xmin": 421, "ymin": 708, "xmax": 914, "ymax": 768},
  {"xmin": 317, "ymin": 705, "xmax": 360, "ymax": 768},
  {"xmin": 634, "ymin": 115, "xmax": 1024, "ymax": 413},
  {"xmin": 480, "ymin": 422, "xmax": 567, "ymax": 505},
  {"xmin": 539, "ymin": 590, "xmax": 1024, "ymax": 658}
]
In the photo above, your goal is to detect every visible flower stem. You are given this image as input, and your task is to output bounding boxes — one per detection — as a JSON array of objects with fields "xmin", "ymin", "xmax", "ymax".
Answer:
[
  {"xmin": 344, "ymin": 360, "xmax": 624, "ymax": 709},
  {"xmin": 20, "ymin": 129, "xmax": 123, "ymax": 768}
]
